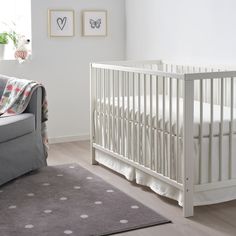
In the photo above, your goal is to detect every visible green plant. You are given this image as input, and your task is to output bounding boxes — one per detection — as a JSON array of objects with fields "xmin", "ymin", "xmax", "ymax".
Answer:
[
  {"xmin": 0, "ymin": 32, "xmax": 9, "ymax": 44},
  {"xmin": 0, "ymin": 22, "xmax": 21, "ymax": 48},
  {"xmin": 6, "ymin": 30, "xmax": 18, "ymax": 48},
  {"xmin": 0, "ymin": 31, "xmax": 19, "ymax": 47}
]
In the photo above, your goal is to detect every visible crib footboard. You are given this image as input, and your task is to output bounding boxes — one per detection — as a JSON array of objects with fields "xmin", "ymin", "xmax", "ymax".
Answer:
[{"xmin": 90, "ymin": 61, "xmax": 236, "ymax": 217}]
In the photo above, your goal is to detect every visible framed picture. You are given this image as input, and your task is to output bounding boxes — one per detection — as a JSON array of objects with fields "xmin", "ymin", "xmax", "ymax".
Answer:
[
  {"xmin": 48, "ymin": 10, "xmax": 75, "ymax": 37},
  {"xmin": 82, "ymin": 10, "xmax": 107, "ymax": 37}
]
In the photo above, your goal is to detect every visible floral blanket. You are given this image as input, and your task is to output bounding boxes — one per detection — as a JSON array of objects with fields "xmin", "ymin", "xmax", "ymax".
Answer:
[{"xmin": 0, "ymin": 77, "xmax": 48, "ymax": 154}]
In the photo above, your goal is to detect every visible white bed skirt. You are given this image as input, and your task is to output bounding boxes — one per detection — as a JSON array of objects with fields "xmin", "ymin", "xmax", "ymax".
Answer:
[{"xmin": 95, "ymin": 150, "xmax": 236, "ymax": 207}]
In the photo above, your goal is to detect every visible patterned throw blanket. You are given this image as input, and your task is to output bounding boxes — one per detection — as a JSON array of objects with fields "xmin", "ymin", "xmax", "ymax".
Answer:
[{"xmin": 0, "ymin": 77, "xmax": 49, "ymax": 154}]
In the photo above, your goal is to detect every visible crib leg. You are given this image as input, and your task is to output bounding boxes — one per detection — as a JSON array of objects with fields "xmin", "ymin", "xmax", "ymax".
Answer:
[
  {"xmin": 91, "ymin": 142, "xmax": 98, "ymax": 165},
  {"xmin": 183, "ymin": 186, "xmax": 194, "ymax": 217}
]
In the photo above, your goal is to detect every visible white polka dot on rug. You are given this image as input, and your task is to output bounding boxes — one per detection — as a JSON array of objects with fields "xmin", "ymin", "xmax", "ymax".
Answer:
[
  {"xmin": 131, "ymin": 205, "xmax": 139, "ymax": 209},
  {"xmin": 73, "ymin": 186, "xmax": 81, "ymax": 189},
  {"xmin": 64, "ymin": 230, "xmax": 73, "ymax": 235},
  {"xmin": 69, "ymin": 166, "xmax": 75, "ymax": 169},
  {"xmin": 24, "ymin": 224, "xmax": 34, "ymax": 229},
  {"xmin": 8, "ymin": 205, "xmax": 17, "ymax": 209},
  {"xmin": 80, "ymin": 214, "xmax": 88, "ymax": 219},
  {"xmin": 27, "ymin": 193, "xmax": 35, "ymax": 197},
  {"xmin": 86, "ymin": 176, "xmax": 93, "ymax": 180},
  {"xmin": 94, "ymin": 201, "xmax": 102, "ymax": 205},
  {"xmin": 60, "ymin": 197, "xmax": 68, "ymax": 201},
  {"xmin": 57, "ymin": 174, "xmax": 63, "ymax": 177},
  {"xmin": 42, "ymin": 183, "xmax": 50, "ymax": 186},
  {"xmin": 120, "ymin": 220, "xmax": 128, "ymax": 224},
  {"xmin": 44, "ymin": 210, "xmax": 52, "ymax": 214},
  {"xmin": 106, "ymin": 189, "xmax": 114, "ymax": 193}
]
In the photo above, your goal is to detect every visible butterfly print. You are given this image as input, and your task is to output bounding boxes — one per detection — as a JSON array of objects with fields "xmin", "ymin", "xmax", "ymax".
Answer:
[{"xmin": 89, "ymin": 19, "xmax": 102, "ymax": 29}]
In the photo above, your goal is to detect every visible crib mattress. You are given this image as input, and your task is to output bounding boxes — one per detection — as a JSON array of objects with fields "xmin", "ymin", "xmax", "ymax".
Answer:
[{"xmin": 97, "ymin": 96, "xmax": 236, "ymax": 138}]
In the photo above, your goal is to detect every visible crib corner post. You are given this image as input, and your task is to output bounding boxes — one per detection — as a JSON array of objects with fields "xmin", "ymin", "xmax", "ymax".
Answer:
[
  {"xmin": 90, "ymin": 63, "xmax": 98, "ymax": 165},
  {"xmin": 183, "ymin": 77, "xmax": 194, "ymax": 217}
]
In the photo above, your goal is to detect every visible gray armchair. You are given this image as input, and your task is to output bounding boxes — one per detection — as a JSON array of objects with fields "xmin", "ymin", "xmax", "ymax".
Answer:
[{"xmin": 0, "ymin": 76, "xmax": 47, "ymax": 186}]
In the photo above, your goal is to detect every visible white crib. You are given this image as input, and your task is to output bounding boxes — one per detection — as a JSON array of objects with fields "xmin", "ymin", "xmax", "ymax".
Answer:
[{"xmin": 90, "ymin": 60, "xmax": 236, "ymax": 217}]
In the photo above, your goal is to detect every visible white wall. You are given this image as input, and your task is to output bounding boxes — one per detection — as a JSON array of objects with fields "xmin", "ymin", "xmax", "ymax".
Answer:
[
  {"xmin": 0, "ymin": 0, "xmax": 126, "ymax": 142},
  {"xmin": 4, "ymin": 0, "xmax": 235, "ymax": 142},
  {"xmin": 126, "ymin": 0, "xmax": 236, "ymax": 65}
]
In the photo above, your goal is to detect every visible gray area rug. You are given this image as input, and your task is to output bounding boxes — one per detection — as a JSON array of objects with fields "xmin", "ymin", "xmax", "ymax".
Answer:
[{"xmin": 0, "ymin": 163, "xmax": 170, "ymax": 236}]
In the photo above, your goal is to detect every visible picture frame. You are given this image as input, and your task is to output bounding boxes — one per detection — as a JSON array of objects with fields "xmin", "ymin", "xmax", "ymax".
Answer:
[
  {"xmin": 48, "ymin": 10, "xmax": 75, "ymax": 37},
  {"xmin": 82, "ymin": 10, "xmax": 107, "ymax": 37}
]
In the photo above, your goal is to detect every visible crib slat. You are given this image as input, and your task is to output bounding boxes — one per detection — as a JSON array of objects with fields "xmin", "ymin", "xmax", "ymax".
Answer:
[
  {"xmin": 199, "ymin": 79, "xmax": 203, "ymax": 184},
  {"xmin": 144, "ymin": 74, "xmax": 147, "ymax": 166},
  {"xmin": 108, "ymin": 70, "xmax": 111, "ymax": 150},
  {"xmin": 219, "ymin": 78, "xmax": 224, "ymax": 181},
  {"xmin": 132, "ymin": 73, "xmax": 135, "ymax": 162},
  {"xmin": 169, "ymin": 77, "xmax": 172, "ymax": 179},
  {"xmin": 138, "ymin": 73, "xmax": 141, "ymax": 164},
  {"xmin": 150, "ymin": 75, "xmax": 153, "ymax": 169},
  {"xmin": 117, "ymin": 72, "xmax": 120, "ymax": 154},
  {"xmin": 103, "ymin": 69, "xmax": 107, "ymax": 148},
  {"xmin": 155, "ymin": 76, "xmax": 159, "ymax": 172},
  {"xmin": 209, "ymin": 78, "xmax": 214, "ymax": 183},
  {"xmin": 95, "ymin": 68, "xmax": 98, "ymax": 144},
  {"xmin": 176, "ymin": 79, "xmax": 180, "ymax": 182},
  {"xmin": 229, "ymin": 77, "xmax": 234, "ymax": 179},
  {"xmin": 112, "ymin": 70, "xmax": 115, "ymax": 152},
  {"xmin": 204, "ymin": 69, "xmax": 207, "ymax": 102},
  {"xmin": 163, "ymin": 76, "xmax": 166, "ymax": 175},
  {"xmin": 127, "ymin": 72, "xmax": 130, "ymax": 159},
  {"xmin": 187, "ymin": 66, "xmax": 190, "ymax": 73},
  {"xmin": 99, "ymin": 69, "xmax": 102, "ymax": 146},
  {"xmin": 122, "ymin": 72, "xmax": 125, "ymax": 157},
  {"xmin": 218, "ymin": 74, "xmax": 221, "ymax": 105}
]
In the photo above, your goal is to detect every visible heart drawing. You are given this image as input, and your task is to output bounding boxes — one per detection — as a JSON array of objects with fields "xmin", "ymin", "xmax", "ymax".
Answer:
[{"xmin": 57, "ymin": 17, "xmax": 67, "ymax": 30}]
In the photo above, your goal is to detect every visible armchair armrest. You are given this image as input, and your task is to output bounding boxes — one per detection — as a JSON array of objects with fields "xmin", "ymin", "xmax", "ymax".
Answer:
[{"xmin": 24, "ymin": 87, "xmax": 42, "ymax": 131}]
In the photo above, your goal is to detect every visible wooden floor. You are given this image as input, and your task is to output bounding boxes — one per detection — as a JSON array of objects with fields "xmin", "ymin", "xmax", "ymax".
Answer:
[{"xmin": 48, "ymin": 141, "xmax": 236, "ymax": 236}]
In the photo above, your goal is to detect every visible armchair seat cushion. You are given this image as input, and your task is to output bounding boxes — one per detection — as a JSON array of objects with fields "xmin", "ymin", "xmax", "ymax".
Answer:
[{"xmin": 0, "ymin": 113, "xmax": 35, "ymax": 143}]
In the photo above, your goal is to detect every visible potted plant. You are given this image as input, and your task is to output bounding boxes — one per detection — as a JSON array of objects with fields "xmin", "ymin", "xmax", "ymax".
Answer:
[
  {"xmin": 0, "ymin": 26, "xmax": 30, "ymax": 61},
  {"xmin": 0, "ymin": 32, "xmax": 9, "ymax": 59}
]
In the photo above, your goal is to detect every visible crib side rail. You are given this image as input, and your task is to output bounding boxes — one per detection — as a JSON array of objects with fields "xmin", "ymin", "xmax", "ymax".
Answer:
[
  {"xmin": 91, "ymin": 63, "xmax": 197, "ymax": 217},
  {"xmin": 185, "ymin": 71, "xmax": 236, "ymax": 81},
  {"xmin": 92, "ymin": 62, "xmax": 184, "ymax": 80},
  {"xmin": 91, "ymin": 64, "xmax": 187, "ymax": 180}
]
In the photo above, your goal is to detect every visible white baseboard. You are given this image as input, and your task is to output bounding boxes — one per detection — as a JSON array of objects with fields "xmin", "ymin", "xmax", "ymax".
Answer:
[{"xmin": 49, "ymin": 134, "xmax": 90, "ymax": 144}]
